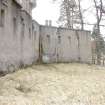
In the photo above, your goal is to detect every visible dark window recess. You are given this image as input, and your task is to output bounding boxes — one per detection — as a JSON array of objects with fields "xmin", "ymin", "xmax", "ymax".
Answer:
[
  {"xmin": 58, "ymin": 36, "xmax": 61, "ymax": 44},
  {"xmin": 32, "ymin": 24, "xmax": 34, "ymax": 31},
  {"xmin": 13, "ymin": 17, "xmax": 17, "ymax": 36},
  {"xmin": 68, "ymin": 36, "xmax": 71, "ymax": 44},
  {"xmin": 21, "ymin": 18, "xmax": 25, "ymax": 39},
  {"xmin": 0, "ymin": 9, "xmax": 5, "ymax": 27},
  {"xmin": 47, "ymin": 34, "xmax": 50, "ymax": 43},
  {"xmin": 29, "ymin": 28, "xmax": 31, "ymax": 39}
]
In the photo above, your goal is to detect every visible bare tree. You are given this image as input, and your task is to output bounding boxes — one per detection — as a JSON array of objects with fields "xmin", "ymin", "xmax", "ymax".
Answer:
[
  {"xmin": 78, "ymin": 0, "xmax": 84, "ymax": 30},
  {"xmin": 92, "ymin": 0, "xmax": 104, "ymax": 64},
  {"xmin": 54, "ymin": 0, "xmax": 85, "ymax": 30},
  {"xmin": 94, "ymin": 0, "xmax": 103, "ymax": 33},
  {"xmin": 72, "ymin": 0, "xmax": 85, "ymax": 30},
  {"xmin": 57, "ymin": 0, "xmax": 77, "ymax": 29}
]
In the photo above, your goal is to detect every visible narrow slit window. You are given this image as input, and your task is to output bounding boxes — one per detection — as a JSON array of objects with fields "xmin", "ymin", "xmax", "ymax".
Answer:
[
  {"xmin": 47, "ymin": 34, "xmax": 50, "ymax": 43},
  {"xmin": 0, "ymin": 9, "xmax": 5, "ymax": 27},
  {"xmin": 58, "ymin": 36, "xmax": 61, "ymax": 44},
  {"xmin": 13, "ymin": 17, "xmax": 17, "ymax": 36},
  {"xmin": 29, "ymin": 28, "xmax": 31, "ymax": 39},
  {"xmin": 21, "ymin": 18, "xmax": 25, "ymax": 39},
  {"xmin": 68, "ymin": 36, "xmax": 71, "ymax": 44}
]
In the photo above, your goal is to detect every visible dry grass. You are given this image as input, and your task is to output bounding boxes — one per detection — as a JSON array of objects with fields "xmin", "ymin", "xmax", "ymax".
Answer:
[{"xmin": 0, "ymin": 63, "xmax": 105, "ymax": 105}]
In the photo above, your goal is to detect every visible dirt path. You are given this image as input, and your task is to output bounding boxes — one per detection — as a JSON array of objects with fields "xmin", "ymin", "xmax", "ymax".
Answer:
[{"xmin": 0, "ymin": 63, "xmax": 105, "ymax": 105}]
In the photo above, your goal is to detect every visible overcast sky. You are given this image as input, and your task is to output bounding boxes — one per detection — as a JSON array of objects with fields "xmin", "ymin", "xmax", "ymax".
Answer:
[{"xmin": 32, "ymin": 0, "xmax": 60, "ymax": 26}]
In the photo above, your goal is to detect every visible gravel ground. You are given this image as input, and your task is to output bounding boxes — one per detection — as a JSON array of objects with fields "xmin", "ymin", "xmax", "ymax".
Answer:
[{"xmin": 0, "ymin": 63, "xmax": 105, "ymax": 105}]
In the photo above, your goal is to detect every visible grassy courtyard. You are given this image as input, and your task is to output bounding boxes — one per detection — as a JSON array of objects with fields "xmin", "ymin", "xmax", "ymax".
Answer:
[{"xmin": 0, "ymin": 63, "xmax": 105, "ymax": 105}]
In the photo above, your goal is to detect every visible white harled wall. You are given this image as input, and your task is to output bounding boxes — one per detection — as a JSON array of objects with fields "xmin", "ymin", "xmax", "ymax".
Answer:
[
  {"xmin": 40, "ymin": 26, "xmax": 92, "ymax": 63},
  {"xmin": 0, "ymin": 0, "xmax": 39, "ymax": 73}
]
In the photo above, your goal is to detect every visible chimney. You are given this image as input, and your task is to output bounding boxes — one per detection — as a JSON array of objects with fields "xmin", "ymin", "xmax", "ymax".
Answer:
[
  {"xmin": 45, "ymin": 20, "xmax": 48, "ymax": 26},
  {"xmin": 49, "ymin": 20, "xmax": 52, "ymax": 26}
]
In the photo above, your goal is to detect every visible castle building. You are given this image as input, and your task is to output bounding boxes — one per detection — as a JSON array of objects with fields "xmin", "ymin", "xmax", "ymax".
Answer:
[
  {"xmin": 15, "ymin": 0, "xmax": 36, "ymax": 15},
  {"xmin": 0, "ymin": 0, "xmax": 38, "ymax": 73},
  {"xmin": 0, "ymin": 0, "xmax": 92, "ymax": 73}
]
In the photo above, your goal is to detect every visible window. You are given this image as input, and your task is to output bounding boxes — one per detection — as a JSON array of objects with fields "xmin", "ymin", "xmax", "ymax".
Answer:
[
  {"xmin": 29, "ymin": 28, "xmax": 31, "ymax": 39},
  {"xmin": 58, "ymin": 36, "xmax": 61, "ymax": 44},
  {"xmin": 21, "ymin": 18, "xmax": 25, "ymax": 39},
  {"xmin": 47, "ymin": 34, "xmax": 50, "ymax": 43},
  {"xmin": 0, "ymin": 9, "xmax": 5, "ymax": 27},
  {"xmin": 13, "ymin": 17, "xmax": 17, "ymax": 36},
  {"xmin": 68, "ymin": 36, "xmax": 71, "ymax": 44}
]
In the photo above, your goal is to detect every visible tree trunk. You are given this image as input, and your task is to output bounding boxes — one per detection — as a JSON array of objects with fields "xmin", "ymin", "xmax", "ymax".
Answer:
[{"xmin": 78, "ymin": 0, "xmax": 84, "ymax": 30}]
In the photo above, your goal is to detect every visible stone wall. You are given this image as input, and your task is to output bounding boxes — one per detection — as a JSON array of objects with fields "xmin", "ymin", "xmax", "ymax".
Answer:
[
  {"xmin": 40, "ymin": 26, "xmax": 92, "ymax": 63},
  {"xmin": 0, "ymin": 0, "xmax": 39, "ymax": 73},
  {"xmin": 0, "ymin": 0, "xmax": 21, "ymax": 73}
]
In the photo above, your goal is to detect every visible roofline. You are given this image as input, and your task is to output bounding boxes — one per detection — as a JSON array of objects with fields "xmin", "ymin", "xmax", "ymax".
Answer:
[
  {"xmin": 32, "ymin": 20, "xmax": 40, "ymax": 25},
  {"xmin": 40, "ymin": 25, "xmax": 91, "ymax": 33}
]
